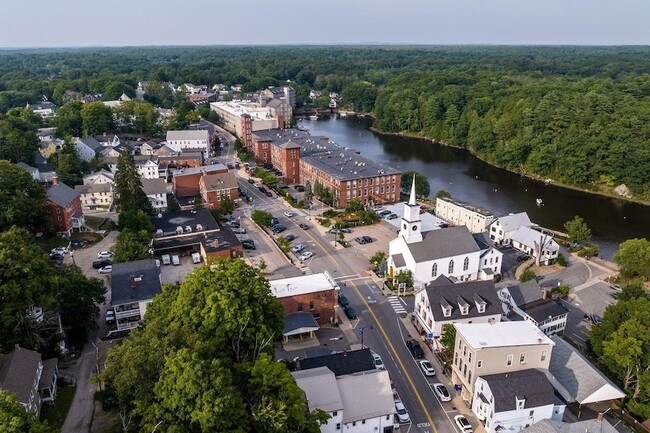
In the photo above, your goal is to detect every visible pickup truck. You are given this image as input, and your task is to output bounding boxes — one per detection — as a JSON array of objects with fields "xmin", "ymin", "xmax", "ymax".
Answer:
[{"xmin": 405, "ymin": 339, "xmax": 425, "ymax": 358}]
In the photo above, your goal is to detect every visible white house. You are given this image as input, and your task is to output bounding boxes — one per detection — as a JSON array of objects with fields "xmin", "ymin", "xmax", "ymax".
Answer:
[
  {"xmin": 510, "ymin": 226, "xmax": 560, "ymax": 265},
  {"xmin": 413, "ymin": 276, "xmax": 502, "ymax": 347},
  {"xmin": 75, "ymin": 183, "xmax": 114, "ymax": 211},
  {"xmin": 292, "ymin": 367, "xmax": 396, "ymax": 433},
  {"xmin": 83, "ymin": 169, "xmax": 114, "ymax": 185},
  {"xmin": 27, "ymin": 102, "xmax": 57, "ymax": 118},
  {"xmin": 435, "ymin": 197, "xmax": 495, "ymax": 234},
  {"xmin": 388, "ymin": 178, "xmax": 502, "ymax": 288},
  {"xmin": 134, "ymin": 155, "xmax": 161, "ymax": 180},
  {"xmin": 489, "ymin": 212, "xmax": 532, "ymax": 245},
  {"xmin": 472, "ymin": 369, "xmax": 564, "ymax": 433},
  {"xmin": 75, "ymin": 137, "xmax": 104, "ymax": 162},
  {"xmin": 166, "ymin": 130, "xmax": 210, "ymax": 155},
  {"xmin": 499, "ymin": 282, "xmax": 568, "ymax": 336},
  {"xmin": 142, "ymin": 178, "xmax": 168, "ymax": 212},
  {"xmin": 111, "ymin": 259, "xmax": 162, "ymax": 331}
]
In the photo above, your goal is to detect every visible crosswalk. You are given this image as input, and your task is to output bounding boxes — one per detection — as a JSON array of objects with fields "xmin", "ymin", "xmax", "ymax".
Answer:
[{"xmin": 388, "ymin": 296, "xmax": 407, "ymax": 315}]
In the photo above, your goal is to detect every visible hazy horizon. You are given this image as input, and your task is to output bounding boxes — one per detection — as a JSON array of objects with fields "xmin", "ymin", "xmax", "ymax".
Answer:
[{"xmin": 1, "ymin": 0, "xmax": 649, "ymax": 48}]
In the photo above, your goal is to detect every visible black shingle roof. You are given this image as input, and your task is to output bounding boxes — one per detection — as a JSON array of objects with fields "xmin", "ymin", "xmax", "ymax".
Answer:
[
  {"xmin": 297, "ymin": 348, "xmax": 375, "ymax": 376},
  {"xmin": 482, "ymin": 369, "xmax": 555, "ymax": 412},
  {"xmin": 521, "ymin": 299, "xmax": 567, "ymax": 323},
  {"xmin": 111, "ymin": 259, "xmax": 162, "ymax": 306},
  {"xmin": 425, "ymin": 276, "xmax": 501, "ymax": 322}
]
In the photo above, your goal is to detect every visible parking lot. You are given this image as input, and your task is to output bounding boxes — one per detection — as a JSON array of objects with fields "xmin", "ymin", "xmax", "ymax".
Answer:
[{"xmin": 159, "ymin": 254, "xmax": 201, "ymax": 285}]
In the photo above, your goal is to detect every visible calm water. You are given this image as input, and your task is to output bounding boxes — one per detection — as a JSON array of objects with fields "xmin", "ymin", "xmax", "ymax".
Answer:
[{"xmin": 303, "ymin": 115, "xmax": 650, "ymax": 260}]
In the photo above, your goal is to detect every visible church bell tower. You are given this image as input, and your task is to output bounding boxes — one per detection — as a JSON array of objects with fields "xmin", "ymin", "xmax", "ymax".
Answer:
[{"xmin": 400, "ymin": 176, "xmax": 422, "ymax": 244}]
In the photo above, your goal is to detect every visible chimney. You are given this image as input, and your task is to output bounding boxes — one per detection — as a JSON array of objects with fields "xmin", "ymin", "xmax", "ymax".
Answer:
[
  {"xmin": 597, "ymin": 413, "xmax": 604, "ymax": 422},
  {"xmin": 52, "ymin": 176, "xmax": 59, "ymax": 185},
  {"xmin": 130, "ymin": 275, "xmax": 136, "ymax": 289},
  {"xmin": 542, "ymin": 289, "xmax": 548, "ymax": 300}
]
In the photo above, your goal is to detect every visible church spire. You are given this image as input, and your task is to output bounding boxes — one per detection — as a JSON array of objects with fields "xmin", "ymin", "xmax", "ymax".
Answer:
[{"xmin": 409, "ymin": 175, "xmax": 417, "ymax": 205}]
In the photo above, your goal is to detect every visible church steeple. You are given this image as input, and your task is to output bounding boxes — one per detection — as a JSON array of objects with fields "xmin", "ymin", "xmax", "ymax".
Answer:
[{"xmin": 400, "ymin": 175, "xmax": 422, "ymax": 243}]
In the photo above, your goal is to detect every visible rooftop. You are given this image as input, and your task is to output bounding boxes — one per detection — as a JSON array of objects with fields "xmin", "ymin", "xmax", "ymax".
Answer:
[
  {"xmin": 111, "ymin": 259, "xmax": 162, "ymax": 306},
  {"xmin": 269, "ymin": 273, "xmax": 338, "ymax": 299},
  {"xmin": 166, "ymin": 130, "xmax": 209, "ymax": 142},
  {"xmin": 405, "ymin": 225, "xmax": 481, "ymax": 263},
  {"xmin": 211, "ymin": 100, "xmax": 278, "ymax": 121},
  {"xmin": 151, "ymin": 208, "xmax": 219, "ymax": 235},
  {"xmin": 494, "ymin": 212, "xmax": 532, "ymax": 232},
  {"xmin": 424, "ymin": 276, "xmax": 501, "ymax": 323},
  {"xmin": 437, "ymin": 196, "xmax": 494, "ymax": 217},
  {"xmin": 291, "ymin": 367, "xmax": 343, "ymax": 414},
  {"xmin": 521, "ymin": 418, "xmax": 619, "ymax": 433},
  {"xmin": 200, "ymin": 172, "xmax": 238, "ymax": 192},
  {"xmin": 47, "ymin": 182, "xmax": 80, "ymax": 207},
  {"xmin": 455, "ymin": 321, "xmax": 554, "ymax": 350},
  {"xmin": 337, "ymin": 369, "xmax": 395, "ymax": 423},
  {"xmin": 521, "ymin": 299, "xmax": 568, "ymax": 323},
  {"xmin": 283, "ymin": 312, "xmax": 320, "ymax": 336},
  {"xmin": 297, "ymin": 348, "xmax": 375, "ymax": 377},
  {"xmin": 77, "ymin": 137, "xmax": 104, "ymax": 151},
  {"xmin": 505, "ymin": 280, "xmax": 543, "ymax": 307},
  {"xmin": 0, "ymin": 346, "xmax": 42, "ymax": 404},
  {"xmin": 481, "ymin": 369, "xmax": 555, "ymax": 412},
  {"xmin": 141, "ymin": 178, "xmax": 167, "ymax": 196},
  {"xmin": 512, "ymin": 226, "xmax": 558, "ymax": 251},
  {"xmin": 152, "ymin": 226, "xmax": 241, "ymax": 255},
  {"xmin": 172, "ymin": 163, "xmax": 227, "ymax": 177}
]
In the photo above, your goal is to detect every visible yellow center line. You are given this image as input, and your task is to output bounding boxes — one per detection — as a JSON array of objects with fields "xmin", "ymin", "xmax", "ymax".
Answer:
[{"xmin": 292, "ymin": 216, "xmax": 439, "ymax": 432}]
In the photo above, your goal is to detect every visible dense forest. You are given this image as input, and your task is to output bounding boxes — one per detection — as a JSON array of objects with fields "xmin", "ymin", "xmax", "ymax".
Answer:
[{"xmin": 1, "ymin": 46, "xmax": 649, "ymax": 199}]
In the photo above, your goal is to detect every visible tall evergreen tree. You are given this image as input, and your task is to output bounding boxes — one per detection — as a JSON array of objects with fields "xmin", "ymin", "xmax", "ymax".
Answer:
[{"xmin": 114, "ymin": 151, "xmax": 153, "ymax": 214}]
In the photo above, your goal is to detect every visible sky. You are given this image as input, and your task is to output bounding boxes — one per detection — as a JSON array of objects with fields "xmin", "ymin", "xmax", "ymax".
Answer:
[{"xmin": 1, "ymin": 0, "xmax": 649, "ymax": 47}]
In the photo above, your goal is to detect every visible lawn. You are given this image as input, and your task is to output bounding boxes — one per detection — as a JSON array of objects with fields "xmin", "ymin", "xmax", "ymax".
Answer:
[
  {"xmin": 71, "ymin": 231, "xmax": 104, "ymax": 245},
  {"xmin": 42, "ymin": 382, "xmax": 76, "ymax": 431},
  {"xmin": 84, "ymin": 216, "xmax": 105, "ymax": 230}
]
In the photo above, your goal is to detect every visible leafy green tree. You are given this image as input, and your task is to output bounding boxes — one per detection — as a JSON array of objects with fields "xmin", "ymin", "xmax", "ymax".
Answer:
[
  {"xmin": 55, "ymin": 265, "xmax": 106, "ymax": 347},
  {"xmin": 167, "ymin": 194, "xmax": 180, "ymax": 212},
  {"xmin": 564, "ymin": 215, "xmax": 592, "ymax": 244},
  {"xmin": 0, "ymin": 227, "xmax": 57, "ymax": 353},
  {"xmin": 340, "ymin": 81, "xmax": 378, "ymax": 112},
  {"xmin": 435, "ymin": 189, "xmax": 451, "ymax": 199},
  {"xmin": 369, "ymin": 251, "xmax": 387, "ymax": 269},
  {"xmin": 102, "ymin": 260, "xmax": 324, "ymax": 432},
  {"xmin": 346, "ymin": 198, "xmax": 364, "ymax": 213},
  {"xmin": 115, "ymin": 151, "xmax": 154, "ymax": 214},
  {"xmin": 81, "ymin": 101, "xmax": 115, "ymax": 136},
  {"xmin": 118, "ymin": 209, "xmax": 155, "ymax": 232},
  {"xmin": 113, "ymin": 230, "xmax": 151, "ymax": 263},
  {"xmin": 519, "ymin": 269, "xmax": 536, "ymax": 282},
  {"xmin": 394, "ymin": 269, "xmax": 413, "ymax": 287},
  {"xmin": 0, "ymin": 160, "xmax": 49, "ymax": 231},
  {"xmin": 401, "ymin": 171, "xmax": 430, "ymax": 198},
  {"xmin": 49, "ymin": 138, "xmax": 83, "ymax": 186},
  {"xmin": 303, "ymin": 180, "xmax": 313, "ymax": 210},
  {"xmin": 192, "ymin": 197, "xmax": 203, "ymax": 209},
  {"xmin": 378, "ymin": 258, "xmax": 388, "ymax": 278},
  {"xmin": 0, "ymin": 389, "xmax": 49, "ymax": 433},
  {"xmin": 618, "ymin": 283, "xmax": 646, "ymax": 302},
  {"xmin": 613, "ymin": 238, "xmax": 650, "ymax": 279},
  {"xmin": 252, "ymin": 209, "xmax": 273, "ymax": 227},
  {"xmin": 0, "ymin": 112, "xmax": 39, "ymax": 163},
  {"xmin": 115, "ymin": 101, "xmax": 159, "ymax": 136},
  {"xmin": 439, "ymin": 324, "xmax": 457, "ymax": 352},
  {"xmin": 51, "ymin": 100, "xmax": 83, "ymax": 136}
]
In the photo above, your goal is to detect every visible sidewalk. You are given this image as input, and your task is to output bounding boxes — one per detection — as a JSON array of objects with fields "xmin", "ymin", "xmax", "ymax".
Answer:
[{"xmin": 336, "ymin": 306, "xmax": 359, "ymax": 345}]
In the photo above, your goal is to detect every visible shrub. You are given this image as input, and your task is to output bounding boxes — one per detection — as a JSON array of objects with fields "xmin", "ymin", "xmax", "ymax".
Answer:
[
  {"xmin": 519, "ymin": 269, "xmax": 536, "ymax": 282},
  {"xmin": 556, "ymin": 253, "xmax": 567, "ymax": 267}
]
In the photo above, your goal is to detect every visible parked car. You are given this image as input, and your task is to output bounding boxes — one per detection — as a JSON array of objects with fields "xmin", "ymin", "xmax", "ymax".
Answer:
[
  {"xmin": 226, "ymin": 220, "xmax": 240, "ymax": 228},
  {"xmin": 270, "ymin": 217, "xmax": 279, "ymax": 226},
  {"xmin": 191, "ymin": 252, "xmax": 202, "ymax": 264},
  {"xmin": 232, "ymin": 227, "xmax": 247, "ymax": 234},
  {"xmin": 242, "ymin": 240, "xmax": 256, "ymax": 250},
  {"xmin": 300, "ymin": 251, "xmax": 314, "ymax": 261},
  {"xmin": 70, "ymin": 240, "xmax": 85, "ymax": 249},
  {"xmin": 292, "ymin": 243, "xmax": 306, "ymax": 253},
  {"xmin": 378, "ymin": 209, "xmax": 392, "ymax": 217},
  {"xmin": 284, "ymin": 234, "xmax": 296, "ymax": 242},
  {"xmin": 283, "ymin": 211, "xmax": 294, "ymax": 217},
  {"xmin": 432, "ymin": 383, "xmax": 451, "ymax": 402},
  {"xmin": 372, "ymin": 352, "xmax": 385, "ymax": 370},
  {"xmin": 172, "ymin": 255, "xmax": 180, "ymax": 266},
  {"xmin": 105, "ymin": 310, "xmax": 115, "ymax": 325},
  {"xmin": 97, "ymin": 251, "xmax": 113, "ymax": 259},
  {"xmin": 405, "ymin": 339, "xmax": 425, "ymax": 358},
  {"xmin": 340, "ymin": 228, "xmax": 352, "ymax": 233},
  {"xmin": 98, "ymin": 265, "xmax": 113, "ymax": 274},
  {"xmin": 584, "ymin": 313, "xmax": 603, "ymax": 325},
  {"xmin": 338, "ymin": 294, "xmax": 349, "ymax": 307},
  {"xmin": 50, "ymin": 253, "xmax": 64, "ymax": 261},
  {"xmin": 329, "ymin": 228, "xmax": 342, "ymax": 234},
  {"xmin": 50, "ymin": 247, "xmax": 67, "ymax": 256},
  {"xmin": 395, "ymin": 401, "xmax": 410, "ymax": 423},
  {"xmin": 294, "ymin": 185, "xmax": 305, "ymax": 192},
  {"xmin": 247, "ymin": 178, "xmax": 255, "ymax": 184},
  {"xmin": 272, "ymin": 224, "xmax": 286, "ymax": 233},
  {"xmin": 264, "ymin": 190, "xmax": 273, "ymax": 197},
  {"xmin": 92, "ymin": 259, "xmax": 112, "ymax": 269},
  {"xmin": 419, "ymin": 360, "xmax": 436, "ymax": 376},
  {"xmin": 454, "ymin": 415, "xmax": 473, "ymax": 433},
  {"xmin": 386, "ymin": 213, "xmax": 398, "ymax": 220},
  {"xmin": 355, "ymin": 236, "xmax": 373, "ymax": 244},
  {"xmin": 161, "ymin": 254, "xmax": 171, "ymax": 265},
  {"xmin": 298, "ymin": 223, "xmax": 309, "ymax": 230},
  {"xmin": 343, "ymin": 305, "xmax": 357, "ymax": 320},
  {"xmin": 516, "ymin": 254, "xmax": 531, "ymax": 262}
]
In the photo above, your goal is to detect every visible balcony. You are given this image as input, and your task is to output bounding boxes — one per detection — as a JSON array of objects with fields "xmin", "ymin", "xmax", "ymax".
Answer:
[{"xmin": 115, "ymin": 308, "xmax": 142, "ymax": 320}]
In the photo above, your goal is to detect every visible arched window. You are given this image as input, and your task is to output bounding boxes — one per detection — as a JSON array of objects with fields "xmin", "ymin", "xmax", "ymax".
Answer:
[
  {"xmin": 463, "ymin": 256, "xmax": 469, "ymax": 271},
  {"xmin": 448, "ymin": 260, "xmax": 454, "ymax": 274},
  {"xmin": 432, "ymin": 263, "xmax": 438, "ymax": 278}
]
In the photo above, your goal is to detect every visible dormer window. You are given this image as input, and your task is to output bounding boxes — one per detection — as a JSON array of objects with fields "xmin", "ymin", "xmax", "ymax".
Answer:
[
  {"xmin": 442, "ymin": 305, "xmax": 452, "ymax": 317},
  {"xmin": 461, "ymin": 305, "xmax": 469, "ymax": 315},
  {"xmin": 516, "ymin": 397, "xmax": 526, "ymax": 410}
]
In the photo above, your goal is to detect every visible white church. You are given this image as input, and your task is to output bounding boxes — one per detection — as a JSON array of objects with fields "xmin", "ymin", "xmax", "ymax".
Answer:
[{"xmin": 387, "ymin": 178, "xmax": 503, "ymax": 288}]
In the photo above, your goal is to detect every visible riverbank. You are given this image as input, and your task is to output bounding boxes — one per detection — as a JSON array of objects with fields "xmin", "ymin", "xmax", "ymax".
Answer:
[{"xmin": 368, "ymin": 126, "xmax": 650, "ymax": 207}]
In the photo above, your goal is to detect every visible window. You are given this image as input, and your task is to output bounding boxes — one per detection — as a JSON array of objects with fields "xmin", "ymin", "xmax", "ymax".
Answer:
[
  {"xmin": 309, "ymin": 301, "xmax": 314, "ymax": 310},
  {"xmin": 529, "ymin": 410, "xmax": 534, "ymax": 416},
  {"xmin": 352, "ymin": 422, "xmax": 356, "ymax": 426},
  {"xmin": 362, "ymin": 420, "xmax": 366, "ymax": 424},
  {"xmin": 477, "ymin": 360, "xmax": 483, "ymax": 368},
  {"xmin": 448, "ymin": 260, "xmax": 454, "ymax": 273},
  {"xmin": 333, "ymin": 411, "xmax": 337, "ymax": 416},
  {"xmin": 507, "ymin": 354, "xmax": 513, "ymax": 366},
  {"xmin": 463, "ymin": 256, "xmax": 469, "ymax": 271},
  {"xmin": 443, "ymin": 306, "xmax": 451, "ymax": 317},
  {"xmin": 468, "ymin": 370, "xmax": 472, "ymax": 383},
  {"xmin": 520, "ymin": 353, "xmax": 526, "ymax": 364},
  {"xmin": 541, "ymin": 350, "xmax": 547, "ymax": 362},
  {"xmin": 463, "ymin": 346, "xmax": 467, "ymax": 356},
  {"xmin": 468, "ymin": 352, "xmax": 472, "ymax": 363},
  {"xmin": 336, "ymin": 423, "xmax": 341, "ymax": 430},
  {"xmin": 297, "ymin": 303, "xmax": 303, "ymax": 311},
  {"xmin": 432, "ymin": 263, "xmax": 438, "ymax": 278}
]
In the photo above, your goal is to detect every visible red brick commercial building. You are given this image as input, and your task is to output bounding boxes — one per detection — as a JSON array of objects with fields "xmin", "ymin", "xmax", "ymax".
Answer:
[
  {"xmin": 199, "ymin": 171, "xmax": 239, "ymax": 210},
  {"xmin": 269, "ymin": 272, "xmax": 339, "ymax": 326},
  {"xmin": 46, "ymin": 178, "xmax": 84, "ymax": 236},
  {"xmin": 252, "ymin": 129, "xmax": 401, "ymax": 208},
  {"xmin": 172, "ymin": 163, "xmax": 229, "ymax": 198}
]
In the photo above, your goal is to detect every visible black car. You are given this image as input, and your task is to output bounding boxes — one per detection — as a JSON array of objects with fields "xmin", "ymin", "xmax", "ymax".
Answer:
[
  {"xmin": 294, "ymin": 185, "xmax": 305, "ymax": 192},
  {"xmin": 284, "ymin": 234, "xmax": 296, "ymax": 242},
  {"xmin": 264, "ymin": 190, "xmax": 273, "ymax": 197},
  {"xmin": 50, "ymin": 253, "xmax": 65, "ymax": 261},
  {"xmin": 241, "ymin": 240, "xmax": 256, "ymax": 250},
  {"xmin": 338, "ymin": 294, "xmax": 349, "ymax": 307},
  {"xmin": 247, "ymin": 178, "xmax": 255, "ymax": 185},
  {"xmin": 298, "ymin": 223, "xmax": 309, "ymax": 230},
  {"xmin": 378, "ymin": 210, "xmax": 391, "ymax": 217},
  {"xmin": 386, "ymin": 213, "xmax": 398, "ymax": 220},
  {"xmin": 227, "ymin": 163, "xmax": 235, "ymax": 169},
  {"xmin": 516, "ymin": 254, "xmax": 531, "ymax": 262},
  {"xmin": 259, "ymin": 186, "xmax": 267, "ymax": 193},
  {"xmin": 343, "ymin": 305, "xmax": 357, "ymax": 320},
  {"xmin": 405, "ymin": 339, "xmax": 425, "ymax": 358},
  {"xmin": 92, "ymin": 259, "xmax": 112, "ymax": 269},
  {"xmin": 272, "ymin": 224, "xmax": 287, "ymax": 234},
  {"xmin": 355, "ymin": 236, "xmax": 373, "ymax": 244}
]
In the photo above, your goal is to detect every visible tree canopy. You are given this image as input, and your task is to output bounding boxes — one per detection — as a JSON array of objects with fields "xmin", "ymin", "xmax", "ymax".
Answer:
[
  {"xmin": 564, "ymin": 215, "xmax": 592, "ymax": 244},
  {"xmin": 0, "ymin": 160, "xmax": 49, "ymax": 232},
  {"xmin": 0, "ymin": 390, "xmax": 48, "ymax": 433},
  {"xmin": 401, "ymin": 171, "xmax": 431, "ymax": 198},
  {"xmin": 613, "ymin": 238, "xmax": 650, "ymax": 279},
  {"xmin": 114, "ymin": 151, "xmax": 153, "ymax": 214},
  {"xmin": 101, "ymin": 259, "xmax": 325, "ymax": 433}
]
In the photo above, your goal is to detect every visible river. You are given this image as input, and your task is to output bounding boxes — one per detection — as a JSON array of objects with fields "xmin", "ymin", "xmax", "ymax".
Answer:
[{"xmin": 302, "ymin": 115, "xmax": 650, "ymax": 260}]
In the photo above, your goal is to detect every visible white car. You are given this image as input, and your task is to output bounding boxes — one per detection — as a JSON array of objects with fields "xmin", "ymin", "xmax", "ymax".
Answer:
[
  {"xmin": 97, "ymin": 251, "xmax": 113, "ymax": 259},
  {"xmin": 300, "ymin": 251, "xmax": 313, "ymax": 261},
  {"xmin": 98, "ymin": 265, "xmax": 112, "ymax": 274},
  {"xmin": 172, "ymin": 255, "xmax": 180, "ymax": 266},
  {"xmin": 105, "ymin": 310, "xmax": 115, "ymax": 325},
  {"xmin": 372, "ymin": 352, "xmax": 385, "ymax": 370},
  {"xmin": 283, "ymin": 211, "xmax": 294, "ymax": 217},
  {"xmin": 50, "ymin": 247, "xmax": 67, "ymax": 256},
  {"xmin": 432, "ymin": 383, "xmax": 451, "ymax": 402},
  {"xmin": 231, "ymin": 227, "xmax": 247, "ymax": 234},
  {"xmin": 161, "ymin": 254, "xmax": 171, "ymax": 265},
  {"xmin": 291, "ymin": 243, "xmax": 305, "ymax": 253},
  {"xmin": 419, "ymin": 360, "xmax": 436, "ymax": 376},
  {"xmin": 395, "ymin": 401, "xmax": 410, "ymax": 423},
  {"xmin": 454, "ymin": 415, "xmax": 473, "ymax": 433}
]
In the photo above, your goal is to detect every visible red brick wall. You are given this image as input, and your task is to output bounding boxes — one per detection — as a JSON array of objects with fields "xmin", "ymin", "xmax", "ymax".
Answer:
[
  {"xmin": 203, "ymin": 187, "xmax": 240, "ymax": 210},
  {"xmin": 47, "ymin": 197, "xmax": 82, "ymax": 234},
  {"xmin": 173, "ymin": 167, "xmax": 229, "ymax": 198},
  {"xmin": 278, "ymin": 290, "xmax": 336, "ymax": 326}
]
